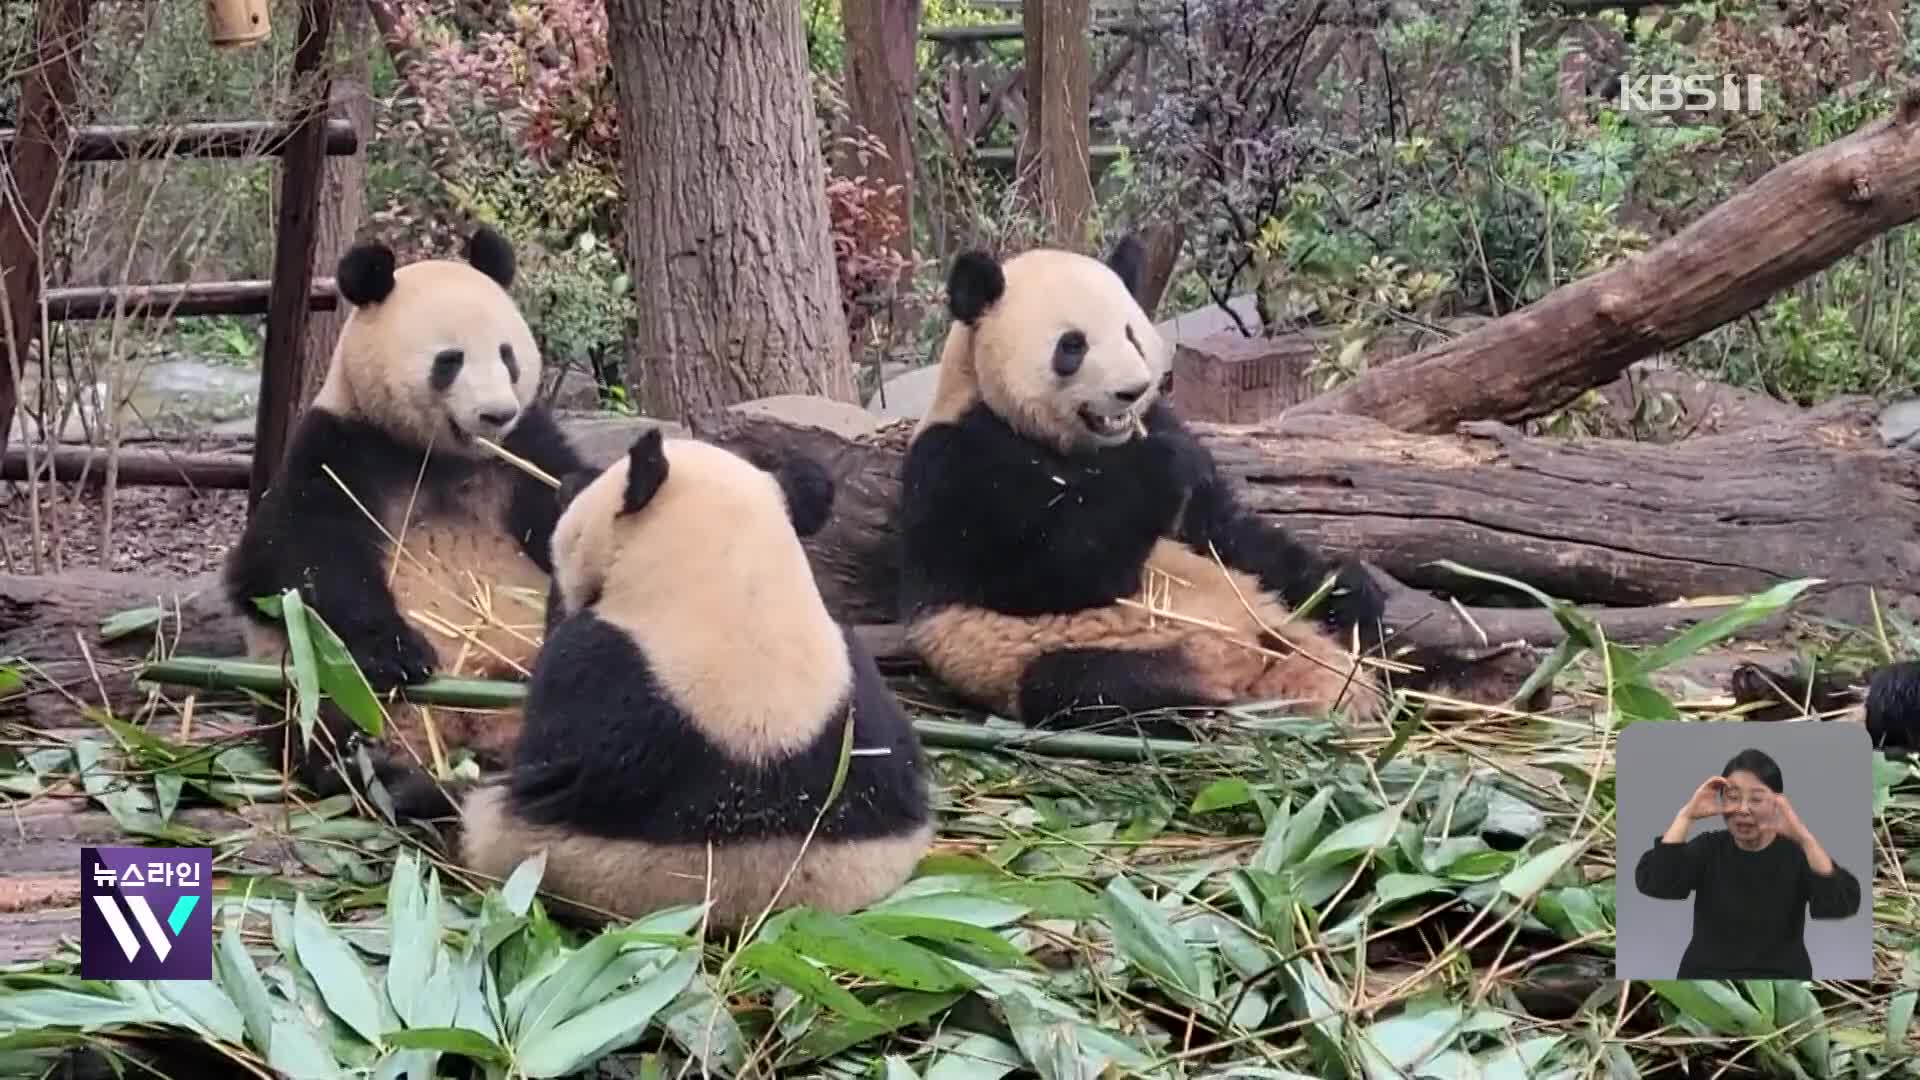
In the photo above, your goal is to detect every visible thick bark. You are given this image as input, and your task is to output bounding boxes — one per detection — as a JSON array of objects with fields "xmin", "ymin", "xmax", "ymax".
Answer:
[
  {"xmin": 606, "ymin": 0, "xmax": 857, "ymax": 420},
  {"xmin": 1292, "ymin": 90, "xmax": 1920, "ymax": 434},
  {"xmin": 298, "ymin": 0, "xmax": 373, "ymax": 407},
  {"xmin": 0, "ymin": 0, "xmax": 93, "ymax": 468},
  {"xmin": 839, "ymin": 0, "xmax": 921, "ymax": 269},
  {"xmin": 1018, "ymin": 0, "xmax": 1093, "ymax": 248}
]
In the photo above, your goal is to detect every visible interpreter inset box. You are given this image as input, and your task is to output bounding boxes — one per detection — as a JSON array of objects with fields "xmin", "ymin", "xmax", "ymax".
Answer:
[{"xmin": 1614, "ymin": 721, "xmax": 1873, "ymax": 981}]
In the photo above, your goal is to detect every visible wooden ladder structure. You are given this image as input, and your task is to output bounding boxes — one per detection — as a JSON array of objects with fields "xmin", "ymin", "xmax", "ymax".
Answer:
[{"xmin": 0, "ymin": 0, "xmax": 346, "ymax": 508}]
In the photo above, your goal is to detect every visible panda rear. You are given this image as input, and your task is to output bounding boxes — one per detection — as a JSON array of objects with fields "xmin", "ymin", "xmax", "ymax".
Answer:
[{"xmin": 458, "ymin": 430, "xmax": 934, "ymax": 928}]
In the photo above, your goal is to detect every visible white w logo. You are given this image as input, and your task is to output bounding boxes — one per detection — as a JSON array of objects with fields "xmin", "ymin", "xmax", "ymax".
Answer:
[{"xmin": 91, "ymin": 894, "xmax": 176, "ymax": 962}]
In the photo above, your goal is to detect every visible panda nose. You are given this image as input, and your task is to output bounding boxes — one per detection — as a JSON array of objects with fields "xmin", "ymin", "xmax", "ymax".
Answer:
[
  {"xmin": 1113, "ymin": 380, "xmax": 1152, "ymax": 404},
  {"xmin": 478, "ymin": 407, "xmax": 520, "ymax": 429}
]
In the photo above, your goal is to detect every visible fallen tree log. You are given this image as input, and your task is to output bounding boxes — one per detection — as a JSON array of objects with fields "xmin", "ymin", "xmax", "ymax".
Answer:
[
  {"xmin": 2, "ymin": 444, "xmax": 252, "ymax": 488},
  {"xmin": 1292, "ymin": 89, "xmax": 1920, "ymax": 434},
  {"xmin": 17, "ymin": 401, "xmax": 1910, "ymax": 726}
]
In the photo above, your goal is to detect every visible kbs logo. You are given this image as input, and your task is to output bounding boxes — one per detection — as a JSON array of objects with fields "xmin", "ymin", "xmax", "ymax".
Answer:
[
  {"xmin": 1616, "ymin": 74, "xmax": 1767, "ymax": 114},
  {"xmin": 80, "ymin": 847, "xmax": 212, "ymax": 980}
]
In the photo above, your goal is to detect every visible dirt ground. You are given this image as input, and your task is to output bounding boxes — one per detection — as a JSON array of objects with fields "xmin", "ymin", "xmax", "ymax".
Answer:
[{"xmin": 1, "ymin": 479, "xmax": 247, "ymax": 576}]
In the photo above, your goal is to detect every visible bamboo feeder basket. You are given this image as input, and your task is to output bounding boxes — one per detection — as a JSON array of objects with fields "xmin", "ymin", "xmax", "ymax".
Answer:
[{"xmin": 205, "ymin": 0, "xmax": 271, "ymax": 48}]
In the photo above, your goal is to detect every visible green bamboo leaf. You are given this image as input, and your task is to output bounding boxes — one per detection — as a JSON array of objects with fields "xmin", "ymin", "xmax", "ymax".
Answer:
[
  {"xmin": 1619, "ymin": 578, "xmax": 1823, "ymax": 677},
  {"xmin": 291, "ymin": 892, "xmax": 388, "ymax": 1046},
  {"xmin": 276, "ymin": 589, "xmax": 324, "ymax": 746},
  {"xmin": 780, "ymin": 989, "xmax": 967, "ymax": 1066},
  {"xmin": 268, "ymin": 1017, "xmax": 345, "ymax": 1079},
  {"xmin": 1499, "ymin": 840, "xmax": 1582, "ymax": 901},
  {"xmin": 509, "ymin": 926, "xmax": 645, "ymax": 1047},
  {"xmin": 386, "ymin": 851, "xmax": 442, "ymax": 1026},
  {"xmin": 1098, "ymin": 875, "xmax": 1209, "ymax": 999},
  {"xmin": 0, "ymin": 988, "xmax": 146, "ymax": 1029},
  {"xmin": 853, "ymin": 912, "xmax": 1032, "ymax": 966},
  {"xmin": 500, "ymin": 850, "xmax": 547, "ymax": 916},
  {"xmin": 385, "ymin": 1026, "xmax": 511, "ymax": 1061},
  {"xmin": 155, "ymin": 973, "xmax": 247, "ymax": 1045},
  {"xmin": 868, "ymin": 891, "xmax": 1030, "ymax": 927},
  {"xmin": 734, "ymin": 940, "xmax": 881, "ymax": 1021},
  {"xmin": 303, "ymin": 607, "xmax": 387, "ymax": 737},
  {"xmin": 775, "ymin": 909, "xmax": 978, "ymax": 992},
  {"xmin": 1650, "ymin": 979, "xmax": 1766, "ymax": 1036},
  {"xmin": 1773, "ymin": 980, "xmax": 1831, "ymax": 1078},
  {"xmin": 924, "ymin": 1033, "xmax": 1025, "ymax": 1080},
  {"xmin": 100, "ymin": 603, "xmax": 167, "ymax": 643},
  {"xmin": 1374, "ymin": 873, "xmax": 1451, "ymax": 906},
  {"xmin": 1190, "ymin": 778, "xmax": 1253, "ymax": 813},
  {"xmin": 1428, "ymin": 561, "xmax": 1601, "ymax": 646},
  {"xmin": 516, "ymin": 950, "xmax": 698, "ymax": 1078},
  {"xmin": 1303, "ymin": 806, "xmax": 1403, "ymax": 869},
  {"xmin": 217, "ymin": 925, "xmax": 276, "ymax": 1053},
  {"xmin": 1610, "ymin": 678, "xmax": 1679, "ymax": 723}
]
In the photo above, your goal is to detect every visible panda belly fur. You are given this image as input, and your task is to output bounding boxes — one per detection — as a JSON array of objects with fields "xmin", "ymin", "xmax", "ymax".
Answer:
[
  {"xmin": 457, "ymin": 611, "xmax": 933, "ymax": 929},
  {"xmin": 238, "ymin": 465, "xmax": 551, "ymax": 784},
  {"xmin": 373, "ymin": 489, "xmax": 551, "ymax": 767},
  {"xmin": 907, "ymin": 539, "xmax": 1386, "ymax": 725}
]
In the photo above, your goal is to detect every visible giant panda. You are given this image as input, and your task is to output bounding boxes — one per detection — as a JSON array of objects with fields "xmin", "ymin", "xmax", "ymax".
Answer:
[
  {"xmin": 458, "ymin": 428, "xmax": 934, "ymax": 928},
  {"xmin": 896, "ymin": 239, "xmax": 1522, "ymax": 733},
  {"xmin": 223, "ymin": 227, "xmax": 591, "ymax": 819}
]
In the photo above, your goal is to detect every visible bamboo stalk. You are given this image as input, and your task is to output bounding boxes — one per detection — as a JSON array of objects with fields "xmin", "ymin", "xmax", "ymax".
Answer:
[{"xmin": 137, "ymin": 657, "xmax": 1227, "ymax": 763}]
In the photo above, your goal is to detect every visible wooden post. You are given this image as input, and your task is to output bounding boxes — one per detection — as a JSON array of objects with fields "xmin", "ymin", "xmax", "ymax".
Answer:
[
  {"xmin": 841, "ymin": 0, "xmax": 923, "ymax": 272},
  {"xmin": 1017, "ymin": 0, "xmax": 1093, "ymax": 249},
  {"xmin": 299, "ymin": 0, "xmax": 371, "ymax": 408},
  {"xmin": 0, "ymin": 0, "xmax": 93, "ymax": 467},
  {"xmin": 250, "ymin": 0, "xmax": 337, "ymax": 508}
]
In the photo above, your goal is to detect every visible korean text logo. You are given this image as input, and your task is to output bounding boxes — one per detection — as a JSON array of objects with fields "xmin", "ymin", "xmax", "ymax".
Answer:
[{"xmin": 80, "ymin": 846, "xmax": 212, "ymax": 980}]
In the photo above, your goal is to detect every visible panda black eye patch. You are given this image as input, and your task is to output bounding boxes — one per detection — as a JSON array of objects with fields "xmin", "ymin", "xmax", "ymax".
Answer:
[
  {"xmin": 499, "ymin": 343, "xmax": 520, "ymax": 383},
  {"xmin": 430, "ymin": 348, "xmax": 465, "ymax": 392},
  {"xmin": 1053, "ymin": 330, "xmax": 1089, "ymax": 377}
]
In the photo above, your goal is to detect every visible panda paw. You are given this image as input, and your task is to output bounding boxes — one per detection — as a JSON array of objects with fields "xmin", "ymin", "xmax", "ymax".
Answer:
[
  {"xmin": 351, "ymin": 622, "xmax": 439, "ymax": 691},
  {"xmin": 1317, "ymin": 562, "xmax": 1390, "ymax": 643}
]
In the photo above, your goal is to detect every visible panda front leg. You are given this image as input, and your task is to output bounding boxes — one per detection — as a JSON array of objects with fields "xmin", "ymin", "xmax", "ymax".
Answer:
[
  {"xmin": 267, "ymin": 700, "xmax": 460, "ymax": 820},
  {"xmin": 1015, "ymin": 645, "xmax": 1230, "ymax": 739},
  {"xmin": 1142, "ymin": 403, "xmax": 1391, "ymax": 649}
]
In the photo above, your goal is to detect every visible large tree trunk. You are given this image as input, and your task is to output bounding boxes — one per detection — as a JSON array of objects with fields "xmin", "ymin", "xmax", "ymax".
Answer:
[
  {"xmin": 296, "ymin": 0, "xmax": 372, "ymax": 406},
  {"xmin": 1018, "ymin": 0, "xmax": 1093, "ymax": 249},
  {"xmin": 1291, "ymin": 90, "xmax": 1920, "ymax": 434},
  {"xmin": 605, "ymin": 0, "xmax": 857, "ymax": 420},
  {"xmin": 839, "ymin": 0, "xmax": 921, "ymax": 270}
]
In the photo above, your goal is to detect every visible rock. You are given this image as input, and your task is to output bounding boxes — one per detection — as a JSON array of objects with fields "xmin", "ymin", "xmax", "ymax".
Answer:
[
  {"xmin": 865, "ymin": 364, "xmax": 942, "ymax": 420},
  {"xmin": 1879, "ymin": 398, "xmax": 1920, "ymax": 449},
  {"xmin": 728, "ymin": 395, "xmax": 883, "ymax": 441}
]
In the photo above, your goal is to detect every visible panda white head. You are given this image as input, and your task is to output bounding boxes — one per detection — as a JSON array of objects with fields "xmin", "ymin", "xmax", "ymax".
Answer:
[
  {"xmin": 925, "ymin": 237, "xmax": 1174, "ymax": 455},
  {"xmin": 546, "ymin": 428, "xmax": 837, "ymax": 620},
  {"xmin": 315, "ymin": 226, "xmax": 540, "ymax": 457}
]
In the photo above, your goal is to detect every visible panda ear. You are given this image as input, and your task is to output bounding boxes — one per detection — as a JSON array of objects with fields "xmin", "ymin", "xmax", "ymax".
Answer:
[
  {"xmin": 947, "ymin": 251, "xmax": 1005, "ymax": 324},
  {"xmin": 747, "ymin": 448, "xmax": 836, "ymax": 538},
  {"xmin": 1105, "ymin": 233, "xmax": 1148, "ymax": 305},
  {"xmin": 336, "ymin": 242, "xmax": 397, "ymax": 306},
  {"xmin": 465, "ymin": 225, "xmax": 516, "ymax": 289},
  {"xmin": 621, "ymin": 427, "xmax": 669, "ymax": 516}
]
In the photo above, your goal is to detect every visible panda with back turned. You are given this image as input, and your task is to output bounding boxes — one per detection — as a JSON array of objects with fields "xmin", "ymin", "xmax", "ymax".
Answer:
[
  {"xmin": 458, "ymin": 428, "xmax": 934, "ymax": 928},
  {"xmin": 895, "ymin": 239, "xmax": 1521, "ymax": 731},
  {"xmin": 223, "ymin": 227, "xmax": 591, "ymax": 818}
]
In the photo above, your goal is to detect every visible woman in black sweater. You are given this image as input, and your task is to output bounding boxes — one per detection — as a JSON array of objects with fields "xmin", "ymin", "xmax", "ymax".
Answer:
[{"xmin": 1634, "ymin": 747, "xmax": 1864, "ymax": 980}]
